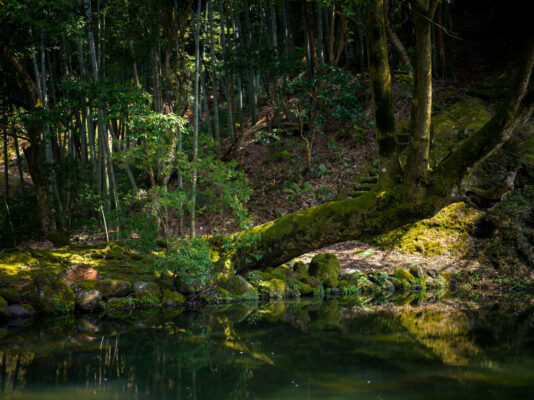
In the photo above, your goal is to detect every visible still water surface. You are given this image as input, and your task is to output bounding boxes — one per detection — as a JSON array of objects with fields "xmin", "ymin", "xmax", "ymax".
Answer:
[{"xmin": 1, "ymin": 298, "xmax": 534, "ymax": 399}]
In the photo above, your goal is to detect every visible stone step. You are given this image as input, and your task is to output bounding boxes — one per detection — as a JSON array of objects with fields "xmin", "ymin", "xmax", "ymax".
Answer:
[
  {"xmin": 352, "ymin": 183, "xmax": 374, "ymax": 192},
  {"xmin": 361, "ymin": 176, "xmax": 378, "ymax": 184},
  {"xmin": 349, "ymin": 190, "xmax": 368, "ymax": 198}
]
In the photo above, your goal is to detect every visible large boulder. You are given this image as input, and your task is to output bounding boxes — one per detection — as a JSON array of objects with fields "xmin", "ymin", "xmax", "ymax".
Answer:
[
  {"xmin": 0, "ymin": 305, "xmax": 33, "ymax": 320},
  {"xmin": 65, "ymin": 264, "xmax": 101, "ymax": 282},
  {"xmin": 75, "ymin": 289, "xmax": 102, "ymax": 312},
  {"xmin": 309, "ymin": 253, "xmax": 341, "ymax": 287}
]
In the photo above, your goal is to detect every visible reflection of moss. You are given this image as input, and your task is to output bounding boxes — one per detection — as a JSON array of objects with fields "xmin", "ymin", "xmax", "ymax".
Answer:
[{"xmin": 397, "ymin": 308, "xmax": 477, "ymax": 365}]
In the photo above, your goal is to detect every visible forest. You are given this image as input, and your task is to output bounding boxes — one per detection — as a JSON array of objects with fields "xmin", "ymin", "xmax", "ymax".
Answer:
[
  {"xmin": 1, "ymin": 0, "xmax": 533, "ymax": 308},
  {"xmin": 1, "ymin": 0, "xmax": 534, "ymax": 397}
]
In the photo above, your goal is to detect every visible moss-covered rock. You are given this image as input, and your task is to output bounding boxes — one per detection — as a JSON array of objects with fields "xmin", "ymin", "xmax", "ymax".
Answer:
[
  {"xmin": 391, "ymin": 277, "xmax": 410, "ymax": 291},
  {"xmin": 410, "ymin": 266, "xmax": 424, "ymax": 279},
  {"xmin": 100, "ymin": 279, "xmax": 132, "ymax": 298},
  {"xmin": 21, "ymin": 304, "xmax": 35, "ymax": 316},
  {"xmin": 269, "ymin": 268, "xmax": 288, "ymax": 281},
  {"xmin": 216, "ymin": 287, "xmax": 230, "ymax": 298},
  {"xmin": 294, "ymin": 261, "xmax": 309, "ymax": 277},
  {"xmin": 75, "ymin": 289, "xmax": 102, "ymax": 312},
  {"xmin": 293, "ymin": 281, "xmax": 313, "ymax": 295},
  {"xmin": 133, "ymin": 281, "xmax": 161, "ymax": 299},
  {"xmin": 175, "ymin": 277, "xmax": 207, "ymax": 294},
  {"xmin": 24, "ymin": 274, "xmax": 75, "ymax": 314},
  {"xmin": 162, "ymin": 290, "xmax": 185, "ymax": 307},
  {"xmin": 367, "ymin": 271, "xmax": 388, "ymax": 287},
  {"xmin": 101, "ymin": 297, "xmax": 136, "ymax": 317},
  {"xmin": 301, "ymin": 275, "xmax": 321, "ymax": 289},
  {"xmin": 0, "ymin": 288, "xmax": 18, "ymax": 303},
  {"xmin": 357, "ymin": 276, "xmax": 376, "ymax": 293},
  {"xmin": 258, "ymin": 278, "xmax": 288, "ymax": 299},
  {"xmin": 394, "ymin": 268, "xmax": 415, "ymax": 282},
  {"xmin": 309, "ymin": 253, "xmax": 341, "ymax": 287},
  {"xmin": 225, "ymin": 275, "xmax": 257, "ymax": 298}
]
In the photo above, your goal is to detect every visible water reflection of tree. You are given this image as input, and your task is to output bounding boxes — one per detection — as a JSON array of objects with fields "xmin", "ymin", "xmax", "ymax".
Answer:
[{"xmin": 1, "ymin": 300, "xmax": 534, "ymax": 398}]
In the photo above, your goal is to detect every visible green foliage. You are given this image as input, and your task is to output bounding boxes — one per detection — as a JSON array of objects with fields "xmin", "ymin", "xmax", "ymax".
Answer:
[
  {"xmin": 288, "ymin": 65, "xmax": 365, "ymax": 132},
  {"xmin": 342, "ymin": 285, "xmax": 359, "ymax": 295},
  {"xmin": 53, "ymin": 295, "xmax": 72, "ymax": 315},
  {"xmin": 219, "ymin": 231, "xmax": 263, "ymax": 266},
  {"xmin": 312, "ymin": 284, "xmax": 325, "ymax": 299},
  {"xmin": 254, "ymin": 130, "xmax": 281, "ymax": 144},
  {"xmin": 137, "ymin": 295, "xmax": 162, "ymax": 308},
  {"xmin": 153, "ymin": 237, "xmax": 214, "ymax": 287}
]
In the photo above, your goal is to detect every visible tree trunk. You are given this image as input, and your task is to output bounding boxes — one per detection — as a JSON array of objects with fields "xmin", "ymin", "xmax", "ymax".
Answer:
[
  {"xmin": 208, "ymin": 0, "xmax": 221, "ymax": 145},
  {"xmin": 3, "ymin": 132, "xmax": 8, "ymax": 201},
  {"xmin": 190, "ymin": 0, "xmax": 201, "ymax": 237},
  {"xmin": 316, "ymin": 1, "xmax": 324, "ymax": 65},
  {"xmin": 364, "ymin": 0, "xmax": 398, "ymax": 183},
  {"xmin": 219, "ymin": 186, "xmax": 435, "ymax": 273},
  {"xmin": 23, "ymin": 139, "xmax": 56, "ymax": 235},
  {"xmin": 243, "ymin": 0, "xmax": 258, "ymax": 124},
  {"xmin": 302, "ymin": 0, "xmax": 319, "ymax": 73},
  {"xmin": 405, "ymin": 0, "xmax": 438, "ymax": 187},
  {"xmin": 13, "ymin": 134, "xmax": 26, "ymax": 196}
]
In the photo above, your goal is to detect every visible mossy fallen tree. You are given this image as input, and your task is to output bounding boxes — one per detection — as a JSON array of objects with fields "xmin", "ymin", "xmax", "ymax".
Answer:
[
  {"xmin": 220, "ymin": 186, "xmax": 436, "ymax": 272},
  {"xmin": 216, "ymin": 23, "xmax": 534, "ymax": 274}
]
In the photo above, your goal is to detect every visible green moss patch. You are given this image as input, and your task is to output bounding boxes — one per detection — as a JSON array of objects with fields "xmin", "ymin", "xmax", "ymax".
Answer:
[{"xmin": 375, "ymin": 202, "xmax": 484, "ymax": 256}]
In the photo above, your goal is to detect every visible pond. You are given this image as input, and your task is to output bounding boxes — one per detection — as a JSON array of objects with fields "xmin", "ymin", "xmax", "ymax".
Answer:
[{"xmin": 1, "ymin": 298, "xmax": 534, "ymax": 399}]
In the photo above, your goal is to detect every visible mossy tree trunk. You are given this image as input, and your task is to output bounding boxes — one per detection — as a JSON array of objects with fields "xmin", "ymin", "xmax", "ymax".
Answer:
[{"xmin": 217, "ymin": 24, "xmax": 534, "ymax": 275}]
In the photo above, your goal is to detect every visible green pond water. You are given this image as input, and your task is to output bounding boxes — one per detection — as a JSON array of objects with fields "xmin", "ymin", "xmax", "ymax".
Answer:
[{"xmin": 1, "ymin": 298, "xmax": 534, "ymax": 399}]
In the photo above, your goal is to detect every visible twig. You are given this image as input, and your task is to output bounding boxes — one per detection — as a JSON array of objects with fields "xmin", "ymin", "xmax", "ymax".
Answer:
[{"xmin": 416, "ymin": 12, "xmax": 463, "ymax": 40}]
